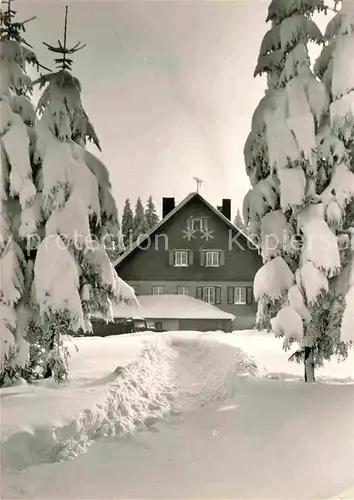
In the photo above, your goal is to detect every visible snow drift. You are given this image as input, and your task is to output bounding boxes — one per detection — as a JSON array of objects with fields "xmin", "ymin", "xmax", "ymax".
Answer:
[{"xmin": 1, "ymin": 336, "xmax": 176, "ymax": 470}]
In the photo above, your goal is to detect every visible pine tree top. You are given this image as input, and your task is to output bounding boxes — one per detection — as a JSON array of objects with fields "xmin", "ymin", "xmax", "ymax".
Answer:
[
  {"xmin": 0, "ymin": 0, "xmax": 36, "ymax": 44},
  {"xmin": 0, "ymin": 0, "xmax": 40, "ymax": 74},
  {"xmin": 42, "ymin": 5, "xmax": 85, "ymax": 72},
  {"xmin": 34, "ymin": 6, "xmax": 100, "ymax": 150},
  {"xmin": 266, "ymin": 0, "xmax": 326, "ymax": 25},
  {"xmin": 135, "ymin": 197, "xmax": 144, "ymax": 209}
]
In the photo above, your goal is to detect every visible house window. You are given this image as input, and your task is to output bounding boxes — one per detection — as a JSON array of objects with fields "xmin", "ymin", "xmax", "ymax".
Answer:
[
  {"xmin": 197, "ymin": 286, "xmax": 221, "ymax": 304},
  {"xmin": 189, "ymin": 217, "xmax": 208, "ymax": 232},
  {"xmin": 152, "ymin": 285, "xmax": 165, "ymax": 295},
  {"xmin": 175, "ymin": 250, "xmax": 188, "ymax": 267},
  {"xmin": 177, "ymin": 286, "xmax": 190, "ymax": 296},
  {"xmin": 228, "ymin": 286, "xmax": 252, "ymax": 305},
  {"xmin": 205, "ymin": 250, "xmax": 219, "ymax": 267},
  {"xmin": 200, "ymin": 250, "xmax": 226, "ymax": 267},
  {"xmin": 169, "ymin": 250, "xmax": 193, "ymax": 266},
  {"xmin": 203, "ymin": 286, "xmax": 215, "ymax": 304},
  {"xmin": 234, "ymin": 286, "xmax": 247, "ymax": 304}
]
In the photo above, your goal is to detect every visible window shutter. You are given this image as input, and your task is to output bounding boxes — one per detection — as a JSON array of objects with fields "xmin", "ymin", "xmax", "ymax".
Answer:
[
  {"xmin": 200, "ymin": 250, "xmax": 205, "ymax": 266},
  {"xmin": 188, "ymin": 250, "xmax": 194, "ymax": 265},
  {"xmin": 196, "ymin": 286, "xmax": 203, "ymax": 300},
  {"xmin": 246, "ymin": 286, "xmax": 253, "ymax": 305},
  {"xmin": 186, "ymin": 218, "xmax": 191, "ymax": 229},
  {"xmin": 215, "ymin": 286, "xmax": 222, "ymax": 305},
  {"xmin": 169, "ymin": 250, "xmax": 175, "ymax": 266},
  {"xmin": 227, "ymin": 286, "xmax": 234, "ymax": 304},
  {"xmin": 220, "ymin": 250, "xmax": 226, "ymax": 266}
]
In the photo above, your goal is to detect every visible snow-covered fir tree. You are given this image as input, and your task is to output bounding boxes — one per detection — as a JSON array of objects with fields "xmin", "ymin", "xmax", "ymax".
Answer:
[
  {"xmin": 315, "ymin": 0, "xmax": 354, "ymax": 348},
  {"xmin": 31, "ymin": 7, "xmax": 138, "ymax": 380},
  {"xmin": 0, "ymin": 0, "xmax": 40, "ymax": 385},
  {"xmin": 83, "ymin": 151, "xmax": 125, "ymax": 263},
  {"xmin": 234, "ymin": 208, "xmax": 249, "ymax": 235},
  {"xmin": 121, "ymin": 198, "xmax": 134, "ymax": 248},
  {"xmin": 244, "ymin": 0, "xmax": 354, "ymax": 382},
  {"xmin": 99, "ymin": 205, "xmax": 124, "ymax": 262},
  {"xmin": 145, "ymin": 195, "xmax": 159, "ymax": 231},
  {"xmin": 133, "ymin": 197, "xmax": 148, "ymax": 242},
  {"xmin": 101, "ymin": 226, "xmax": 124, "ymax": 263},
  {"xmin": 0, "ymin": 5, "xmax": 137, "ymax": 384}
]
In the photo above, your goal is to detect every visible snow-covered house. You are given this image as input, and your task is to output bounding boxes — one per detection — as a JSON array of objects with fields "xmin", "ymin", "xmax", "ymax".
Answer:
[{"xmin": 114, "ymin": 192, "xmax": 262, "ymax": 331}]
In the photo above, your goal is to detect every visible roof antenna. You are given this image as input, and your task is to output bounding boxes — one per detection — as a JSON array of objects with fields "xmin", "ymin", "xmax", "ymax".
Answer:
[{"xmin": 192, "ymin": 176, "xmax": 203, "ymax": 194}]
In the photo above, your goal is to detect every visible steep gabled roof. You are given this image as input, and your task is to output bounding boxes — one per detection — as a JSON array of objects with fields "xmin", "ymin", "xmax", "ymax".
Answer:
[{"xmin": 114, "ymin": 192, "xmax": 257, "ymax": 267}]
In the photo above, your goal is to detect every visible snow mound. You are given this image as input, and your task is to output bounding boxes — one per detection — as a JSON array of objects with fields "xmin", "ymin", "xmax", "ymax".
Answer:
[
  {"xmin": 1, "ymin": 337, "xmax": 176, "ymax": 471},
  {"xmin": 169, "ymin": 333, "xmax": 258, "ymax": 412}
]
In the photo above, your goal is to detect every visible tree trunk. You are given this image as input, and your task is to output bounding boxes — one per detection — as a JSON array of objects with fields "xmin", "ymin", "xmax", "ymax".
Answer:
[
  {"xmin": 42, "ymin": 335, "xmax": 54, "ymax": 379},
  {"xmin": 304, "ymin": 346, "xmax": 315, "ymax": 383},
  {"xmin": 42, "ymin": 363, "xmax": 52, "ymax": 379}
]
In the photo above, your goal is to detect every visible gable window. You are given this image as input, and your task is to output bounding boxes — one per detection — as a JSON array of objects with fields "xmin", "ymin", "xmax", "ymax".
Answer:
[
  {"xmin": 205, "ymin": 250, "xmax": 219, "ymax": 267},
  {"xmin": 196, "ymin": 286, "xmax": 221, "ymax": 305},
  {"xmin": 188, "ymin": 217, "xmax": 209, "ymax": 232},
  {"xmin": 175, "ymin": 250, "xmax": 189, "ymax": 267},
  {"xmin": 228, "ymin": 286, "xmax": 253, "ymax": 305},
  {"xmin": 191, "ymin": 218, "xmax": 202, "ymax": 231},
  {"xmin": 152, "ymin": 285, "xmax": 165, "ymax": 295},
  {"xmin": 177, "ymin": 286, "xmax": 190, "ymax": 296}
]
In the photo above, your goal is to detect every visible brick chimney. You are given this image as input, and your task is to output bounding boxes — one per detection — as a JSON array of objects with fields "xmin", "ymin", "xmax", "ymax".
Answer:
[
  {"xmin": 162, "ymin": 197, "xmax": 175, "ymax": 218},
  {"xmin": 221, "ymin": 199, "xmax": 231, "ymax": 220}
]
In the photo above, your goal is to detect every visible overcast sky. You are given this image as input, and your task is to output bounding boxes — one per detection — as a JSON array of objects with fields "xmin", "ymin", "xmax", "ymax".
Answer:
[{"xmin": 17, "ymin": 0, "xmax": 329, "ymax": 218}]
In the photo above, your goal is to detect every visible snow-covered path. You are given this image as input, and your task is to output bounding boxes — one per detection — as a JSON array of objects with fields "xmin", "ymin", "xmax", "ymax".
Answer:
[{"xmin": 3, "ymin": 337, "xmax": 354, "ymax": 500}]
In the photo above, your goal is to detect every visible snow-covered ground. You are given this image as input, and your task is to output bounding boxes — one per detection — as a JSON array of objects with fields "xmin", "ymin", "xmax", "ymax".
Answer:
[
  {"xmin": 2, "ymin": 330, "xmax": 354, "ymax": 499},
  {"xmin": 1, "ymin": 333, "xmax": 176, "ymax": 469},
  {"xmin": 213, "ymin": 329, "xmax": 354, "ymax": 382}
]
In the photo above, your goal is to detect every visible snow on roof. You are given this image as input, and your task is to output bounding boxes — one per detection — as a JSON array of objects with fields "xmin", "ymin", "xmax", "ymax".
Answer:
[
  {"xmin": 113, "ymin": 192, "xmax": 258, "ymax": 267},
  {"xmin": 112, "ymin": 294, "xmax": 235, "ymax": 321}
]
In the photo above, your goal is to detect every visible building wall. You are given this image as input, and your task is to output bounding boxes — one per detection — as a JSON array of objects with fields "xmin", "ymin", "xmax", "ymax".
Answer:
[
  {"xmin": 178, "ymin": 318, "xmax": 232, "ymax": 332},
  {"xmin": 153, "ymin": 318, "xmax": 179, "ymax": 331},
  {"xmin": 127, "ymin": 280, "xmax": 256, "ymax": 330},
  {"xmin": 148, "ymin": 317, "xmax": 231, "ymax": 332}
]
